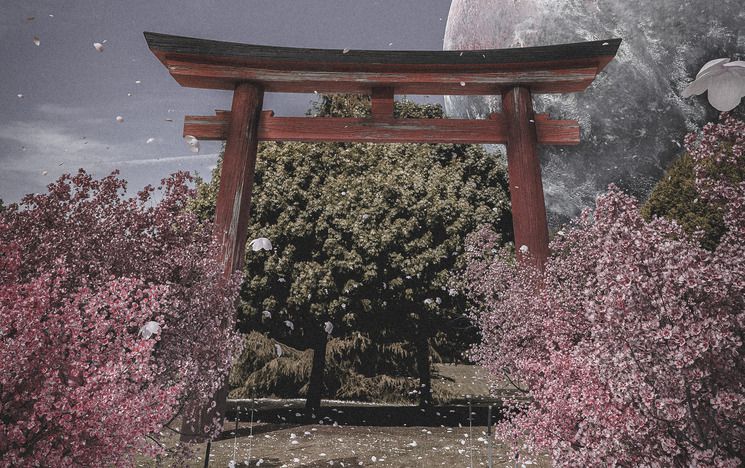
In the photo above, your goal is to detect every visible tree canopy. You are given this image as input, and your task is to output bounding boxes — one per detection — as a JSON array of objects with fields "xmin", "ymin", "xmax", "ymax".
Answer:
[
  {"xmin": 194, "ymin": 95, "xmax": 512, "ymax": 408},
  {"xmin": 1, "ymin": 171, "xmax": 242, "ymax": 465}
]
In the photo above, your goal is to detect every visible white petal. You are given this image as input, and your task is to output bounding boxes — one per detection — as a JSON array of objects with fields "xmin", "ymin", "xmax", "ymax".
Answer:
[
  {"xmin": 284, "ymin": 320, "xmax": 294, "ymax": 331},
  {"xmin": 696, "ymin": 58, "xmax": 729, "ymax": 78},
  {"xmin": 115, "ymin": 115, "xmax": 124, "ymax": 123},
  {"xmin": 139, "ymin": 321, "xmax": 161, "ymax": 338},
  {"xmin": 33, "ymin": 36, "xmax": 40, "ymax": 46},
  {"xmin": 249, "ymin": 237, "xmax": 272, "ymax": 251},
  {"xmin": 324, "ymin": 321, "xmax": 333, "ymax": 334},
  {"xmin": 146, "ymin": 137, "xmax": 155, "ymax": 144},
  {"xmin": 275, "ymin": 344, "xmax": 283, "ymax": 357},
  {"xmin": 184, "ymin": 135, "xmax": 200, "ymax": 153},
  {"xmin": 707, "ymin": 72, "xmax": 745, "ymax": 111},
  {"xmin": 681, "ymin": 75, "xmax": 714, "ymax": 97},
  {"xmin": 519, "ymin": 245, "xmax": 529, "ymax": 254},
  {"xmin": 93, "ymin": 42, "xmax": 104, "ymax": 52},
  {"xmin": 262, "ymin": 310, "xmax": 272, "ymax": 319}
]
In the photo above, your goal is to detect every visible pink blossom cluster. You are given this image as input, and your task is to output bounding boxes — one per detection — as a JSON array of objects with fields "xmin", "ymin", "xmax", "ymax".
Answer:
[
  {"xmin": 465, "ymin": 116, "xmax": 744, "ymax": 466},
  {"xmin": 0, "ymin": 171, "xmax": 243, "ymax": 465}
]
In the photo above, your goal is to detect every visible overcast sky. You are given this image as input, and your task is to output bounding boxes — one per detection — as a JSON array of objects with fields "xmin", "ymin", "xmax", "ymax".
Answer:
[{"xmin": 1, "ymin": 0, "xmax": 453, "ymax": 202}]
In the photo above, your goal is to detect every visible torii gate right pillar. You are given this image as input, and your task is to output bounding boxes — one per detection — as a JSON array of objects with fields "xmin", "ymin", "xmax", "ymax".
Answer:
[{"xmin": 503, "ymin": 86, "xmax": 550, "ymax": 268}]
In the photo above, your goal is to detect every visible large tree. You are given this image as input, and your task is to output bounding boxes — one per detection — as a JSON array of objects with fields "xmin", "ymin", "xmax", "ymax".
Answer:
[
  {"xmin": 194, "ymin": 95, "xmax": 511, "ymax": 410},
  {"xmin": 465, "ymin": 115, "xmax": 745, "ymax": 465},
  {"xmin": 1, "ymin": 171, "xmax": 242, "ymax": 465}
]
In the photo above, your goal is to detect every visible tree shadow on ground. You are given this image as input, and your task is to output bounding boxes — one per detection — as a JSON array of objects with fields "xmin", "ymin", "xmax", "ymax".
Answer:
[{"xmin": 225, "ymin": 402, "xmax": 504, "ymax": 428}]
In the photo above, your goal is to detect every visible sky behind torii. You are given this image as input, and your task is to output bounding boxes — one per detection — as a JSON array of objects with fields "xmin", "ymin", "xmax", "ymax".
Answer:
[{"xmin": 0, "ymin": 0, "xmax": 453, "ymax": 203}]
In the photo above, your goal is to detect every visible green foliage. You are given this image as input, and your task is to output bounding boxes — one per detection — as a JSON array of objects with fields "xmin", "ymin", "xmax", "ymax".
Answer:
[
  {"xmin": 229, "ymin": 331, "xmax": 457, "ymax": 404},
  {"xmin": 641, "ymin": 151, "xmax": 744, "ymax": 250},
  {"xmin": 194, "ymin": 94, "xmax": 512, "ymax": 396}
]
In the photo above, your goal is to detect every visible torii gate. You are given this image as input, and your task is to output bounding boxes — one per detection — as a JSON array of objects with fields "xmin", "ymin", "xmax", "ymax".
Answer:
[{"xmin": 145, "ymin": 31, "xmax": 620, "ymax": 440}]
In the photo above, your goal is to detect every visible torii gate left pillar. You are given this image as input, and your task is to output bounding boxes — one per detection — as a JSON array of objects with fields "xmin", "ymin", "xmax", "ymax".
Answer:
[
  {"xmin": 180, "ymin": 82, "xmax": 265, "ymax": 440},
  {"xmin": 145, "ymin": 31, "xmax": 620, "ymax": 442}
]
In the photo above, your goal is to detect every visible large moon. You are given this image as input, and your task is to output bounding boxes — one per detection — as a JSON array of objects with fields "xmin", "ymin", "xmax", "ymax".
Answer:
[{"xmin": 444, "ymin": 0, "xmax": 744, "ymax": 226}]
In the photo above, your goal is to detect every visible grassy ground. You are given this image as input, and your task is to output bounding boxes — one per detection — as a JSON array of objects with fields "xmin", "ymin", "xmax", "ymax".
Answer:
[
  {"xmin": 138, "ymin": 365, "xmax": 542, "ymax": 467},
  {"xmin": 143, "ymin": 420, "xmax": 548, "ymax": 467}
]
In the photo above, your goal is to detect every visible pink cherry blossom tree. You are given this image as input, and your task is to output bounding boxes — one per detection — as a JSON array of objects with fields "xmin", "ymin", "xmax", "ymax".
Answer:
[
  {"xmin": 0, "ymin": 171, "xmax": 243, "ymax": 465},
  {"xmin": 465, "ymin": 115, "xmax": 744, "ymax": 466}
]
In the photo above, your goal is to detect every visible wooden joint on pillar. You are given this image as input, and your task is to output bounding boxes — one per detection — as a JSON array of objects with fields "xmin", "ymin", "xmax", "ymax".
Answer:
[{"xmin": 371, "ymin": 87, "xmax": 395, "ymax": 119}]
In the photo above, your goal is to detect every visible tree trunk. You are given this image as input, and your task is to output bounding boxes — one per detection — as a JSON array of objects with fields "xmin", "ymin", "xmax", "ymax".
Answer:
[
  {"xmin": 415, "ymin": 331, "xmax": 433, "ymax": 408},
  {"xmin": 305, "ymin": 331, "xmax": 328, "ymax": 413}
]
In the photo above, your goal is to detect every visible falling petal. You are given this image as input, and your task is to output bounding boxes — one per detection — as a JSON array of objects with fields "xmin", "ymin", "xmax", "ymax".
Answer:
[
  {"xmin": 249, "ymin": 237, "xmax": 272, "ymax": 251},
  {"xmin": 17, "ymin": 94, "xmax": 23, "ymax": 99},
  {"xmin": 115, "ymin": 115, "xmax": 124, "ymax": 123},
  {"xmin": 146, "ymin": 137, "xmax": 155, "ymax": 144},
  {"xmin": 342, "ymin": 48, "xmax": 350, "ymax": 54},
  {"xmin": 93, "ymin": 42, "xmax": 104, "ymax": 52},
  {"xmin": 184, "ymin": 135, "xmax": 200, "ymax": 153},
  {"xmin": 41, "ymin": 170, "xmax": 48, "ymax": 176},
  {"xmin": 262, "ymin": 310, "xmax": 272, "ymax": 319},
  {"xmin": 135, "ymin": 80, "xmax": 141, "ymax": 84},
  {"xmin": 460, "ymin": 81, "xmax": 466, "ymax": 86},
  {"xmin": 324, "ymin": 321, "xmax": 333, "ymax": 335},
  {"xmin": 33, "ymin": 36, "xmax": 41, "ymax": 46},
  {"xmin": 139, "ymin": 321, "xmax": 161, "ymax": 339},
  {"xmin": 284, "ymin": 320, "xmax": 294, "ymax": 331},
  {"xmin": 275, "ymin": 344, "xmax": 283, "ymax": 357},
  {"xmin": 519, "ymin": 245, "xmax": 529, "ymax": 254}
]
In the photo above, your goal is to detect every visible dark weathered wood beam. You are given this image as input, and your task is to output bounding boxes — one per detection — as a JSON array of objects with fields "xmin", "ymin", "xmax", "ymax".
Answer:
[
  {"xmin": 183, "ymin": 110, "xmax": 580, "ymax": 145},
  {"xmin": 164, "ymin": 59, "xmax": 598, "ymax": 94}
]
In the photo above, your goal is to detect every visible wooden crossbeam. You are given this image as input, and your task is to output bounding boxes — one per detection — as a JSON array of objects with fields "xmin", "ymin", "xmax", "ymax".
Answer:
[
  {"xmin": 183, "ymin": 110, "xmax": 579, "ymax": 145},
  {"xmin": 145, "ymin": 32, "xmax": 621, "ymax": 95},
  {"xmin": 164, "ymin": 59, "xmax": 598, "ymax": 94}
]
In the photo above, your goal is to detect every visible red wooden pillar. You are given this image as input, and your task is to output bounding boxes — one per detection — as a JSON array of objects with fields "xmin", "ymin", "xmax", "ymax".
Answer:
[
  {"xmin": 180, "ymin": 81, "xmax": 264, "ymax": 442},
  {"xmin": 502, "ymin": 86, "xmax": 550, "ymax": 268}
]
